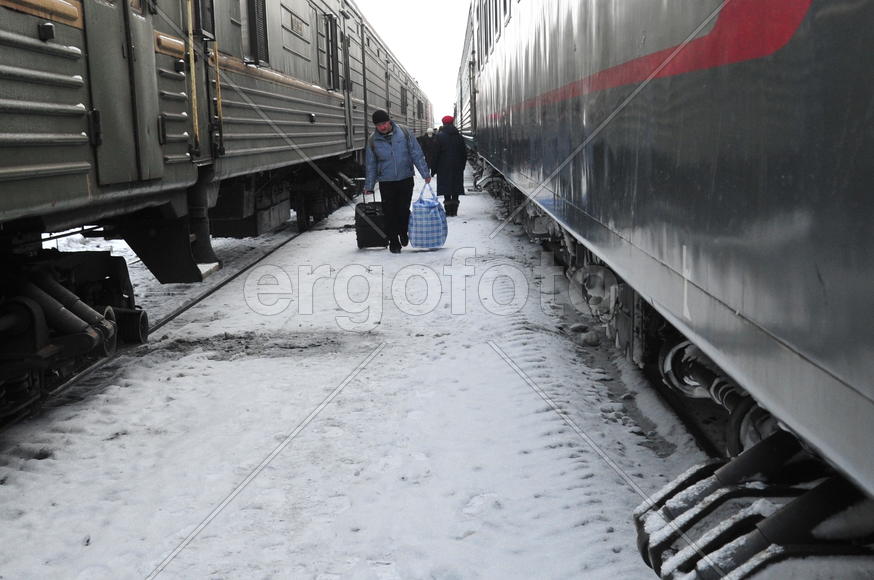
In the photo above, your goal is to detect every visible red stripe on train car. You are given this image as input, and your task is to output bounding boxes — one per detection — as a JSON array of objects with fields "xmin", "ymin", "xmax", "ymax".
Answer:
[{"xmin": 489, "ymin": 0, "xmax": 813, "ymax": 119}]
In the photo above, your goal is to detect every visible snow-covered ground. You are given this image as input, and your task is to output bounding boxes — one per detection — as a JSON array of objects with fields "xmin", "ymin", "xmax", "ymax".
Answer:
[{"xmin": 3, "ymin": 172, "xmax": 705, "ymax": 579}]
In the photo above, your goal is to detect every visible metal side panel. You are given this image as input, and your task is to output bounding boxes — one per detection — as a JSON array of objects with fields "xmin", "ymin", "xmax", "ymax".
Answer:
[
  {"xmin": 535, "ymin": 195, "xmax": 874, "ymax": 499},
  {"xmin": 0, "ymin": 8, "xmax": 93, "ymax": 220},
  {"xmin": 82, "ymin": 0, "xmax": 138, "ymax": 185},
  {"xmin": 473, "ymin": 0, "xmax": 874, "ymax": 496},
  {"xmin": 211, "ymin": 61, "xmax": 348, "ymax": 180}
]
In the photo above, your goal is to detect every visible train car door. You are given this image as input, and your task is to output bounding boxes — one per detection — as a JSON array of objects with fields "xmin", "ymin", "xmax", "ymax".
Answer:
[
  {"xmin": 82, "ymin": 0, "xmax": 163, "ymax": 185},
  {"xmin": 126, "ymin": 0, "xmax": 162, "ymax": 179},
  {"xmin": 82, "ymin": 0, "xmax": 136, "ymax": 184}
]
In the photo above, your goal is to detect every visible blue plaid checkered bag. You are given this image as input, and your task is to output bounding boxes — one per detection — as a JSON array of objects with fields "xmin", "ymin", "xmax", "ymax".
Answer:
[{"xmin": 408, "ymin": 183, "xmax": 447, "ymax": 249}]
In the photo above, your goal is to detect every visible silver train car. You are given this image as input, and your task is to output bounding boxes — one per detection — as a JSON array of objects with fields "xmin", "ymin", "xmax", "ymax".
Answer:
[
  {"xmin": 458, "ymin": 0, "xmax": 874, "ymax": 576},
  {"xmin": 0, "ymin": 0, "xmax": 430, "ymax": 415}
]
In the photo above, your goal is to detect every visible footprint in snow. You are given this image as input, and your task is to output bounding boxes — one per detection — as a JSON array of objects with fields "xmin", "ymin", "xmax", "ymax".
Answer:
[
  {"xmin": 322, "ymin": 426, "xmax": 345, "ymax": 439},
  {"xmin": 462, "ymin": 492, "xmax": 503, "ymax": 516},
  {"xmin": 322, "ymin": 494, "xmax": 352, "ymax": 515}
]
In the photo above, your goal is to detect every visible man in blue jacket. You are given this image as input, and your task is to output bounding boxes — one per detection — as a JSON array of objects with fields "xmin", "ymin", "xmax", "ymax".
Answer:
[{"xmin": 364, "ymin": 110, "xmax": 431, "ymax": 253}]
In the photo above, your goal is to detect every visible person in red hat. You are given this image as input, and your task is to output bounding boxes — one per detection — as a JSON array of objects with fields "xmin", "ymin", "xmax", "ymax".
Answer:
[{"xmin": 431, "ymin": 116, "xmax": 467, "ymax": 216}]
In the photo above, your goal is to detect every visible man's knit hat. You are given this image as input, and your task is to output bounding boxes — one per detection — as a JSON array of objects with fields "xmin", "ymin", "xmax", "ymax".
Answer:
[{"xmin": 372, "ymin": 109, "xmax": 390, "ymax": 124}]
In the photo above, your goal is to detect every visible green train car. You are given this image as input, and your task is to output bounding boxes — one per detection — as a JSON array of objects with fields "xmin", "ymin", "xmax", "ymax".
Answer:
[{"xmin": 0, "ymin": 0, "xmax": 431, "ymax": 416}]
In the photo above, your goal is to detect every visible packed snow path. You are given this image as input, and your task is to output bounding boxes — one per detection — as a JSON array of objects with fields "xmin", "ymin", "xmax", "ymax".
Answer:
[{"xmin": 0, "ymin": 173, "xmax": 703, "ymax": 579}]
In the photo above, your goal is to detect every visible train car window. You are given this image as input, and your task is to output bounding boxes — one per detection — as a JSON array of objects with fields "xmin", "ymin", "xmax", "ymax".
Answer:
[
  {"xmin": 475, "ymin": 2, "xmax": 479, "ymax": 60},
  {"xmin": 288, "ymin": 11, "xmax": 307, "ymax": 38},
  {"xmin": 195, "ymin": 0, "xmax": 216, "ymax": 40},
  {"xmin": 132, "ymin": 0, "xmax": 159, "ymax": 15},
  {"xmin": 492, "ymin": 0, "xmax": 499, "ymax": 44},
  {"xmin": 247, "ymin": 0, "xmax": 269, "ymax": 64},
  {"xmin": 417, "ymin": 99, "xmax": 423, "ymax": 120},
  {"xmin": 483, "ymin": 0, "xmax": 492, "ymax": 55},
  {"xmin": 476, "ymin": 1, "xmax": 483, "ymax": 68},
  {"xmin": 401, "ymin": 87, "xmax": 408, "ymax": 115},
  {"xmin": 384, "ymin": 66, "xmax": 390, "ymax": 109},
  {"xmin": 280, "ymin": 4, "xmax": 312, "ymax": 75},
  {"xmin": 481, "ymin": 2, "xmax": 487, "ymax": 58},
  {"xmin": 240, "ymin": 0, "xmax": 250, "ymax": 58},
  {"xmin": 229, "ymin": 0, "xmax": 241, "ymax": 25},
  {"xmin": 489, "ymin": 0, "xmax": 495, "ymax": 53}
]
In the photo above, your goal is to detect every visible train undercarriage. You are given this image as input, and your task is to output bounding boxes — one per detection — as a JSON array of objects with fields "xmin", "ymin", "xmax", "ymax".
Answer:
[
  {"xmin": 472, "ymin": 156, "xmax": 874, "ymax": 578},
  {"xmin": 0, "ymin": 159, "xmax": 363, "ymax": 424},
  {"xmin": 0, "ymin": 249, "xmax": 143, "ymax": 424}
]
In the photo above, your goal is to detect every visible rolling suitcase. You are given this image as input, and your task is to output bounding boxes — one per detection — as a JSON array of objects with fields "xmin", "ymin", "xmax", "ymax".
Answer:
[{"xmin": 355, "ymin": 190, "xmax": 388, "ymax": 248}]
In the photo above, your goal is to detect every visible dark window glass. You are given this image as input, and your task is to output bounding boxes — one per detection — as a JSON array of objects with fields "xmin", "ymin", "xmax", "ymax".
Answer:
[
  {"xmin": 196, "ymin": 0, "xmax": 215, "ymax": 39},
  {"xmin": 248, "ymin": 0, "xmax": 268, "ymax": 63}
]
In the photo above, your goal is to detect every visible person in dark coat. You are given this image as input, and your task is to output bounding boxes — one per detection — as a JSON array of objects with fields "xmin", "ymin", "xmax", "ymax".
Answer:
[
  {"xmin": 418, "ymin": 127, "xmax": 438, "ymax": 171},
  {"xmin": 431, "ymin": 116, "xmax": 467, "ymax": 216}
]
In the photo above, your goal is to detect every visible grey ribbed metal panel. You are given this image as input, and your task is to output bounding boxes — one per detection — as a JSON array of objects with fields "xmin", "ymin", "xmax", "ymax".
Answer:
[
  {"xmin": 211, "ymin": 60, "xmax": 349, "ymax": 180},
  {"xmin": 0, "ymin": 9, "xmax": 92, "ymax": 217}
]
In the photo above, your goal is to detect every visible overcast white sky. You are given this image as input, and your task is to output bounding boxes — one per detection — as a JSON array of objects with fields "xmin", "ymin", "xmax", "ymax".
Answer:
[{"xmin": 352, "ymin": 0, "xmax": 472, "ymax": 125}]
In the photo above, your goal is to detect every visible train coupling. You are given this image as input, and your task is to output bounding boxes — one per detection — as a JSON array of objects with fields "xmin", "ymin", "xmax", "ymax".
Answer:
[{"xmin": 634, "ymin": 431, "xmax": 874, "ymax": 578}]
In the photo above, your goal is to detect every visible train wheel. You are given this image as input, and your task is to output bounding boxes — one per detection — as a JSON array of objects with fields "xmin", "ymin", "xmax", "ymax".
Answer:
[{"xmin": 657, "ymin": 339, "xmax": 705, "ymax": 397}]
